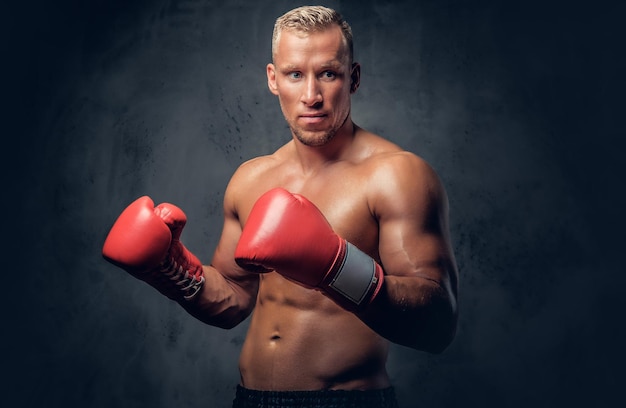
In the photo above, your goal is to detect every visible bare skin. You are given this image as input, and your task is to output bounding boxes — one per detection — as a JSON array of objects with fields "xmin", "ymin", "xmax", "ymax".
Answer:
[{"xmin": 180, "ymin": 25, "xmax": 459, "ymax": 391}]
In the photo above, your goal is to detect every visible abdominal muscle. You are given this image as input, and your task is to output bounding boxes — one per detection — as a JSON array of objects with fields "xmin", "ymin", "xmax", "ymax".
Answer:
[{"xmin": 238, "ymin": 273, "xmax": 391, "ymax": 391}]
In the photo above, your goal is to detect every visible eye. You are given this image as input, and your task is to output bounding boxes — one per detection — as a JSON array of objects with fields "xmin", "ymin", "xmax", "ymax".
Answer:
[
  {"xmin": 320, "ymin": 71, "xmax": 337, "ymax": 80},
  {"xmin": 288, "ymin": 72, "xmax": 302, "ymax": 80}
]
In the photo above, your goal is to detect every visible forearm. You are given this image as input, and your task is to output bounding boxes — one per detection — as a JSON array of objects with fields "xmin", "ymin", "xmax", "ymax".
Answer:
[
  {"xmin": 179, "ymin": 265, "xmax": 259, "ymax": 329},
  {"xmin": 357, "ymin": 274, "xmax": 458, "ymax": 353}
]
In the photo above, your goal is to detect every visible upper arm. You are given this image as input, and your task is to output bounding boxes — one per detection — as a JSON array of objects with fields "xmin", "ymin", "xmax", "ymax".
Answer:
[
  {"xmin": 371, "ymin": 152, "xmax": 458, "ymax": 298},
  {"xmin": 210, "ymin": 153, "xmax": 281, "ymax": 285},
  {"xmin": 196, "ymin": 164, "xmax": 262, "ymax": 324},
  {"xmin": 210, "ymin": 164, "xmax": 260, "ymax": 288}
]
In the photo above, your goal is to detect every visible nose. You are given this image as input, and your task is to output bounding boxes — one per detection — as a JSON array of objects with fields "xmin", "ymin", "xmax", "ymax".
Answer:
[{"xmin": 301, "ymin": 77, "xmax": 323, "ymax": 106}]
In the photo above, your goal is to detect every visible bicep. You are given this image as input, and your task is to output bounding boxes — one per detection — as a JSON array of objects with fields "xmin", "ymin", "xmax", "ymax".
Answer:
[
  {"xmin": 210, "ymin": 162, "xmax": 261, "ymax": 284},
  {"xmin": 374, "ymin": 155, "xmax": 458, "ymax": 294},
  {"xmin": 208, "ymin": 187, "xmax": 260, "ymax": 305},
  {"xmin": 210, "ymin": 211, "xmax": 245, "ymax": 277}
]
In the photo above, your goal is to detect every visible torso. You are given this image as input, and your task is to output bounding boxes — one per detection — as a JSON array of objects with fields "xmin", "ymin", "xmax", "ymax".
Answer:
[{"xmin": 233, "ymin": 129, "xmax": 403, "ymax": 391}]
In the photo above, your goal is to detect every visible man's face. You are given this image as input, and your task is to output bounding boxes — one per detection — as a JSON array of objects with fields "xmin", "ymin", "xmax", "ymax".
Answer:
[{"xmin": 267, "ymin": 25, "xmax": 359, "ymax": 147}]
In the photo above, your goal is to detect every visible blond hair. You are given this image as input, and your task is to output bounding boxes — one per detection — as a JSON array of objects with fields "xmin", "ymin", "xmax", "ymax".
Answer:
[{"xmin": 271, "ymin": 6, "xmax": 354, "ymax": 64}]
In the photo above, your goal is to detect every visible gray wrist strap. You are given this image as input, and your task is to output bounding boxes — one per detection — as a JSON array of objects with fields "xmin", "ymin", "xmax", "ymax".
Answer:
[{"xmin": 327, "ymin": 242, "xmax": 379, "ymax": 306}]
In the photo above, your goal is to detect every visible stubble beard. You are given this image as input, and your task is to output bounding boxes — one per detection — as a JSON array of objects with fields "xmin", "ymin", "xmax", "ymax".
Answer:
[
  {"xmin": 288, "ymin": 110, "xmax": 350, "ymax": 147},
  {"xmin": 291, "ymin": 126, "xmax": 337, "ymax": 147}
]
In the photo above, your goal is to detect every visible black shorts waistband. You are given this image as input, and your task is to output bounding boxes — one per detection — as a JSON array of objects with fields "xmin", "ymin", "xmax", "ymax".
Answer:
[{"xmin": 232, "ymin": 385, "xmax": 400, "ymax": 408}]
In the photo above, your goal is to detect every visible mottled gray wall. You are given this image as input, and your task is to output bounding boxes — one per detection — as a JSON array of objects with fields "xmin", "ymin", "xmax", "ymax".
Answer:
[{"xmin": 5, "ymin": 0, "xmax": 625, "ymax": 407}]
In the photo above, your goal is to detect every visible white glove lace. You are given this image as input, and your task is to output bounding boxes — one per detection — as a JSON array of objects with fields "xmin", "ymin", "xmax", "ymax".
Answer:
[{"xmin": 160, "ymin": 257, "xmax": 205, "ymax": 300}]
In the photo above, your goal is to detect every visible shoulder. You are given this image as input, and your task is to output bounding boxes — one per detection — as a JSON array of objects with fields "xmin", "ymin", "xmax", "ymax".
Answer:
[
  {"xmin": 223, "ymin": 144, "xmax": 292, "ymax": 216},
  {"xmin": 371, "ymin": 150, "xmax": 440, "ymax": 187},
  {"xmin": 353, "ymin": 128, "xmax": 443, "ymax": 193},
  {"xmin": 364, "ymin": 145, "xmax": 447, "ymax": 223},
  {"xmin": 356, "ymin": 129, "xmax": 438, "ymax": 186},
  {"xmin": 232, "ymin": 141, "xmax": 294, "ymax": 179},
  {"xmin": 354, "ymin": 129, "xmax": 433, "ymax": 176}
]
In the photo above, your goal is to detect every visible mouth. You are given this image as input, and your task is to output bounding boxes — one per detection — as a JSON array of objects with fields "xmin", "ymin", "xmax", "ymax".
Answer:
[{"xmin": 298, "ymin": 113, "xmax": 328, "ymax": 125}]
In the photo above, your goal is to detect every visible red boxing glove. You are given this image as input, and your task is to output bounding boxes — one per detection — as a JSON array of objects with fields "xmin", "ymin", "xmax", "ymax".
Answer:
[
  {"xmin": 234, "ymin": 188, "xmax": 384, "ymax": 311},
  {"xmin": 102, "ymin": 196, "xmax": 205, "ymax": 301}
]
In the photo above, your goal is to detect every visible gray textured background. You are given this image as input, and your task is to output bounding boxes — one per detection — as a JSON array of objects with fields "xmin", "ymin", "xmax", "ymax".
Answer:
[{"xmin": 4, "ymin": 0, "xmax": 625, "ymax": 407}]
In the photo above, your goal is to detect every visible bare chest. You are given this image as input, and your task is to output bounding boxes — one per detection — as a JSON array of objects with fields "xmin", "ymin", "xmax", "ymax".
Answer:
[{"xmin": 241, "ymin": 162, "xmax": 380, "ymax": 259}]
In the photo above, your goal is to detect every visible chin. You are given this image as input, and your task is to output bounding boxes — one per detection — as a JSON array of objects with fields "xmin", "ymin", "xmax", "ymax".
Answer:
[{"xmin": 293, "ymin": 128, "xmax": 336, "ymax": 147}]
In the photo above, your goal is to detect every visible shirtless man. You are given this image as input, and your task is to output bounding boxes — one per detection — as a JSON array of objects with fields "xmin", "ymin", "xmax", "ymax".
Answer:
[{"xmin": 102, "ymin": 6, "xmax": 459, "ymax": 408}]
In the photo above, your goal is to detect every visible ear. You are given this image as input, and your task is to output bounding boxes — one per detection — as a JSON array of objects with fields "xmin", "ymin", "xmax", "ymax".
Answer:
[
  {"xmin": 350, "ymin": 62, "xmax": 361, "ymax": 94},
  {"xmin": 267, "ymin": 63, "xmax": 279, "ymax": 96}
]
